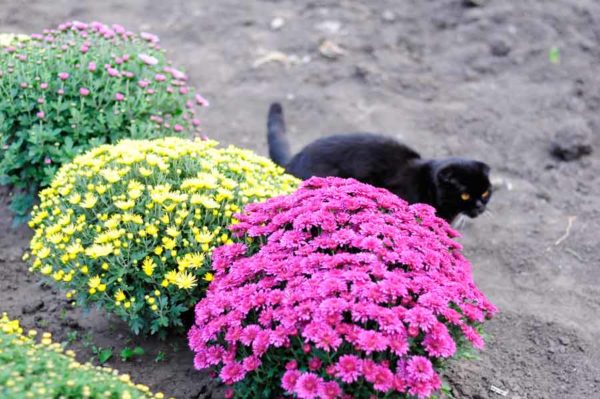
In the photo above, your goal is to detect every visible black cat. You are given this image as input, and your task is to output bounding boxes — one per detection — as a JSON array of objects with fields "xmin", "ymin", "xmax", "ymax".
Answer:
[{"xmin": 267, "ymin": 102, "xmax": 492, "ymax": 223}]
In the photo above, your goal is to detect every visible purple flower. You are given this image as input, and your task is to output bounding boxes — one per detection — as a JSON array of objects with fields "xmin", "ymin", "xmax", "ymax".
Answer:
[
  {"xmin": 140, "ymin": 32, "xmax": 160, "ymax": 43},
  {"xmin": 138, "ymin": 53, "xmax": 158, "ymax": 66},
  {"xmin": 107, "ymin": 67, "xmax": 120, "ymax": 77},
  {"xmin": 58, "ymin": 72, "xmax": 69, "ymax": 80},
  {"xmin": 195, "ymin": 93, "xmax": 210, "ymax": 107}
]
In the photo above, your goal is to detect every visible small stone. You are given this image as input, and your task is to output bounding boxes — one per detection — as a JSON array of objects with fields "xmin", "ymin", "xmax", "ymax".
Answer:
[
  {"xmin": 270, "ymin": 17, "xmax": 285, "ymax": 31},
  {"xmin": 464, "ymin": 0, "xmax": 486, "ymax": 6},
  {"xmin": 318, "ymin": 40, "xmax": 345, "ymax": 59},
  {"xmin": 490, "ymin": 38, "xmax": 511, "ymax": 57},
  {"xmin": 550, "ymin": 123, "xmax": 593, "ymax": 161},
  {"xmin": 316, "ymin": 20, "xmax": 341, "ymax": 34},
  {"xmin": 558, "ymin": 336, "xmax": 570, "ymax": 346},
  {"xmin": 22, "ymin": 299, "xmax": 44, "ymax": 314},
  {"xmin": 381, "ymin": 10, "xmax": 396, "ymax": 23}
]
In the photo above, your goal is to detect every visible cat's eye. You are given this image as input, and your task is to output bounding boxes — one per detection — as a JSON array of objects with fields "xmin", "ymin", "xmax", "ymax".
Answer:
[
  {"xmin": 482, "ymin": 190, "xmax": 490, "ymax": 199},
  {"xmin": 461, "ymin": 193, "xmax": 471, "ymax": 201}
]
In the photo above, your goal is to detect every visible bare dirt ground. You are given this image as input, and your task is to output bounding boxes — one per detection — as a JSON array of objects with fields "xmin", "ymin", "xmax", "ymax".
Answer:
[{"xmin": 1, "ymin": 1, "xmax": 600, "ymax": 398}]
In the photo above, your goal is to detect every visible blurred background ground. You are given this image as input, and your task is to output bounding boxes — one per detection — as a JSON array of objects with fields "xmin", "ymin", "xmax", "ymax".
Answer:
[{"xmin": 1, "ymin": 0, "xmax": 600, "ymax": 398}]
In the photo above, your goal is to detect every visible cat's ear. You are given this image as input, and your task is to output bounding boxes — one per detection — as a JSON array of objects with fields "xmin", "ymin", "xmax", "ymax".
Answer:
[{"xmin": 477, "ymin": 162, "xmax": 490, "ymax": 175}]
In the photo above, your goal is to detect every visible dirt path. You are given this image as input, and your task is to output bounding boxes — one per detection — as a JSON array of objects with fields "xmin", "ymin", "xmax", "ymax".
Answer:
[{"xmin": 1, "ymin": 1, "xmax": 599, "ymax": 398}]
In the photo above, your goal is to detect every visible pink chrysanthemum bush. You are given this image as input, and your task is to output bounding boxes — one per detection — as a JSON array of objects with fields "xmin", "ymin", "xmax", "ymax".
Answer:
[
  {"xmin": 0, "ymin": 21, "xmax": 207, "ymax": 220},
  {"xmin": 189, "ymin": 177, "xmax": 497, "ymax": 399}
]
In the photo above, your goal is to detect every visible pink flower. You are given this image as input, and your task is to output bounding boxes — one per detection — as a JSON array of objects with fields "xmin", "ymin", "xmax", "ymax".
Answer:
[
  {"xmin": 192, "ymin": 118, "xmax": 201, "ymax": 127},
  {"xmin": 173, "ymin": 124, "xmax": 184, "ymax": 132},
  {"xmin": 44, "ymin": 157, "xmax": 52, "ymax": 165},
  {"xmin": 58, "ymin": 72, "xmax": 69, "ymax": 80},
  {"xmin": 140, "ymin": 32, "xmax": 160, "ymax": 43},
  {"xmin": 224, "ymin": 389, "xmax": 234, "ymax": 399},
  {"xmin": 20, "ymin": 82, "xmax": 28, "ymax": 89},
  {"xmin": 179, "ymin": 87, "xmax": 189, "ymax": 94},
  {"xmin": 80, "ymin": 45, "xmax": 88, "ymax": 53},
  {"xmin": 88, "ymin": 62, "xmax": 97, "ymax": 71},
  {"xmin": 79, "ymin": 88, "xmax": 90, "ymax": 96},
  {"xmin": 294, "ymin": 373, "xmax": 321, "ymax": 399},
  {"xmin": 107, "ymin": 67, "xmax": 120, "ymax": 77},
  {"xmin": 308, "ymin": 357, "xmax": 322, "ymax": 371},
  {"xmin": 318, "ymin": 381, "xmax": 342, "ymax": 399},
  {"xmin": 57, "ymin": 89, "xmax": 64, "ymax": 95},
  {"xmin": 154, "ymin": 74, "xmax": 166, "ymax": 82},
  {"xmin": 285, "ymin": 360, "xmax": 298, "ymax": 370},
  {"xmin": 36, "ymin": 111, "xmax": 45, "ymax": 119},
  {"xmin": 37, "ymin": 98, "xmax": 45, "ymax": 104},
  {"xmin": 138, "ymin": 80, "xmax": 149, "ymax": 88},
  {"xmin": 281, "ymin": 370, "xmax": 300, "ymax": 393},
  {"xmin": 115, "ymin": 92, "xmax": 124, "ymax": 101},
  {"xmin": 40, "ymin": 83, "xmax": 48, "ymax": 90},
  {"xmin": 195, "ymin": 93, "xmax": 210, "ymax": 107},
  {"xmin": 219, "ymin": 362, "xmax": 245, "ymax": 384},
  {"xmin": 335, "ymin": 355, "xmax": 361, "ymax": 383},
  {"xmin": 406, "ymin": 356, "xmax": 434, "ymax": 382},
  {"xmin": 138, "ymin": 53, "xmax": 158, "ymax": 65}
]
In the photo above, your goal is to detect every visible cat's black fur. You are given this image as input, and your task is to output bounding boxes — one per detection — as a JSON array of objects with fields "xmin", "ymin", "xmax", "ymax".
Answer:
[{"xmin": 267, "ymin": 102, "xmax": 492, "ymax": 223}]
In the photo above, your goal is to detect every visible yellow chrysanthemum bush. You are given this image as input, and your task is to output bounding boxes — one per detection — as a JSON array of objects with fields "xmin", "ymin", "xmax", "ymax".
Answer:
[
  {"xmin": 27, "ymin": 137, "xmax": 299, "ymax": 335},
  {"xmin": 0, "ymin": 313, "xmax": 169, "ymax": 399}
]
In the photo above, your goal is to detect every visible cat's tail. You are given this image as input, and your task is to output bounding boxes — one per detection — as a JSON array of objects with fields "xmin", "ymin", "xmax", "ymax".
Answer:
[{"xmin": 267, "ymin": 102, "xmax": 291, "ymax": 166}]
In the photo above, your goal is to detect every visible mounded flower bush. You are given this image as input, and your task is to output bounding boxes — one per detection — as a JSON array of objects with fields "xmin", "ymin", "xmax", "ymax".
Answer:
[
  {"xmin": 27, "ymin": 137, "xmax": 299, "ymax": 335},
  {"xmin": 0, "ymin": 21, "xmax": 208, "ymax": 220},
  {"xmin": 189, "ymin": 177, "xmax": 497, "ymax": 399},
  {"xmin": 0, "ymin": 313, "xmax": 169, "ymax": 398}
]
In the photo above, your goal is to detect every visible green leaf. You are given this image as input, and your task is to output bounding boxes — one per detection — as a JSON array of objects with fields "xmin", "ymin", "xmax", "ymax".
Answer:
[
  {"xmin": 549, "ymin": 46, "xmax": 560, "ymax": 64},
  {"xmin": 9, "ymin": 192, "xmax": 34, "ymax": 217},
  {"xmin": 97, "ymin": 348, "xmax": 113, "ymax": 364}
]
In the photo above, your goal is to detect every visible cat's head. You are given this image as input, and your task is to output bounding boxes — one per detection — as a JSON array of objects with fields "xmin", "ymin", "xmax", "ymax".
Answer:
[{"xmin": 434, "ymin": 159, "xmax": 492, "ymax": 219}]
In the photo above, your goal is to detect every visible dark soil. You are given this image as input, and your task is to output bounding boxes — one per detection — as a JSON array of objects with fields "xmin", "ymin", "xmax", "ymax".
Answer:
[{"xmin": 1, "ymin": 1, "xmax": 600, "ymax": 398}]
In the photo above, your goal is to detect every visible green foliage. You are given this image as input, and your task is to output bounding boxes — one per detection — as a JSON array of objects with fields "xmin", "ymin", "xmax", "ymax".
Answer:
[
  {"xmin": 0, "ymin": 313, "xmax": 165, "ymax": 398},
  {"xmin": 120, "ymin": 346, "xmax": 144, "ymax": 362},
  {"xmin": 0, "ymin": 22, "xmax": 207, "ymax": 220}
]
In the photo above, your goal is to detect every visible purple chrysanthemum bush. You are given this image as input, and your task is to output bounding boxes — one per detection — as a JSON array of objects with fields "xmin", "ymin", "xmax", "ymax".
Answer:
[
  {"xmin": 189, "ymin": 177, "xmax": 497, "ymax": 399},
  {"xmin": 0, "ymin": 21, "xmax": 208, "ymax": 219}
]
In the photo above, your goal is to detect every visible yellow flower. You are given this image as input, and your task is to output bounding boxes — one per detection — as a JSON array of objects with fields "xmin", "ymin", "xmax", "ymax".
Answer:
[
  {"xmin": 115, "ymin": 290, "xmax": 126, "ymax": 302},
  {"xmin": 80, "ymin": 193, "xmax": 97, "ymax": 208},
  {"xmin": 85, "ymin": 243, "xmax": 113, "ymax": 258},
  {"xmin": 100, "ymin": 168, "xmax": 120, "ymax": 183},
  {"xmin": 142, "ymin": 257, "xmax": 155, "ymax": 276},
  {"xmin": 37, "ymin": 247, "xmax": 51, "ymax": 259},
  {"xmin": 173, "ymin": 271, "xmax": 197, "ymax": 290},
  {"xmin": 166, "ymin": 226, "xmax": 180, "ymax": 238},
  {"xmin": 88, "ymin": 275, "xmax": 101, "ymax": 289},
  {"xmin": 115, "ymin": 200, "xmax": 135, "ymax": 211},
  {"xmin": 68, "ymin": 193, "xmax": 81, "ymax": 205},
  {"xmin": 203, "ymin": 272, "xmax": 214, "ymax": 282},
  {"xmin": 40, "ymin": 265, "xmax": 53, "ymax": 275}
]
